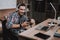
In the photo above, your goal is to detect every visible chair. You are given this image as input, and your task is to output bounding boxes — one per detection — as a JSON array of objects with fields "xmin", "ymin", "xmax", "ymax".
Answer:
[{"xmin": 2, "ymin": 19, "xmax": 10, "ymax": 40}]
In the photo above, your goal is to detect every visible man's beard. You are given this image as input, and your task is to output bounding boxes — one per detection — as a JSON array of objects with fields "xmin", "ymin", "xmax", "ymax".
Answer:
[{"xmin": 18, "ymin": 12, "xmax": 24, "ymax": 16}]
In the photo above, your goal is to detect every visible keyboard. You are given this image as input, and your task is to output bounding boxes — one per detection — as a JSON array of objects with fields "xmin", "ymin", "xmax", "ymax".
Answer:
[
  {"xmin": 41, "ymin": 26, "xmax": 49, "ymax": 31},
  {"xmin": 34, "ymin": 33, "xmax": 50, "ymax": 39}
]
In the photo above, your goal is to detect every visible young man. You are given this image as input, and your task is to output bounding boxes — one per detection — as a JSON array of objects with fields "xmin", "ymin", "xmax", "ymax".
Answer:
[{"xmin": 6, "ymin": 3, "xmax": 35, "ymax": 40}]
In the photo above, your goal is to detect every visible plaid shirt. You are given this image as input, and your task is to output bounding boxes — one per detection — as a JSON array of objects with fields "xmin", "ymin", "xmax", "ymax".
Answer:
[{"xmin": 6, "ymin": 11, "xmax": 28, "ymax": 29}]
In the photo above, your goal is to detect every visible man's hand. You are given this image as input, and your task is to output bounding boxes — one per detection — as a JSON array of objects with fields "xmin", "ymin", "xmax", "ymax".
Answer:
[
  {"xmin": 21, "ymin": 21, "xmax": 29, "ymax": 27},
  {"xmin": 30, "ymin": 19, "xmax": 35, "ymax": 25}
]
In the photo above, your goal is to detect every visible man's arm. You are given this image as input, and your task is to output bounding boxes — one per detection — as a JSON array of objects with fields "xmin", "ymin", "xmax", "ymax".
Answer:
[
  {"xmin": 11, "ymin": 22, "xmax": 29, "ymax": 28},
  {"xmin": 6, "ymin": 18, "xmax": 29, "ymax": 29},
  {"xmin": 10, "ymin": 19, "xmax": 35, "ymax": 29},
  {"xmin": 6, "ymin": 13, "xmax": 20, "ymax": 29},
  {"xmin": 11, "ymin": 24, "xmax": 20, "ymax": 28}
]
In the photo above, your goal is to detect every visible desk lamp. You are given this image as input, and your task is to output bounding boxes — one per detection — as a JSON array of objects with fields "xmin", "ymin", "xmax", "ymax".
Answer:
[{"xmin": 49, "ymin": 2, "xmax": 57, "ymax": 25}]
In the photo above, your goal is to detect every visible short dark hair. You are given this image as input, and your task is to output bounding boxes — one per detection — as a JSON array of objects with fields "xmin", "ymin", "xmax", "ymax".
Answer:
[{"xmin": 18, "ymin": 3, "xmax": 26, "ymax": 9}]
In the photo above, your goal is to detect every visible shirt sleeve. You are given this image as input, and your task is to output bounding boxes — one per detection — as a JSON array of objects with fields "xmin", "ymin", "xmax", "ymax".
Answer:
[{"xmin": 6, "ymin": 13, "xmax": 14, "ymax": 29}]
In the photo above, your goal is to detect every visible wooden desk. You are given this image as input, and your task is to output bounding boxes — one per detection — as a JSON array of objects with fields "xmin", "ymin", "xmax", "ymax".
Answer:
[{"xmin": 18, "ymin": 19, "xmax": 60, "ymax": 40}]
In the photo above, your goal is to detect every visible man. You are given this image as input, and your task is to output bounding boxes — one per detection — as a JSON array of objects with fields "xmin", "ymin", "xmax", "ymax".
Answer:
[{"xmin": 6, "ymin": 3, "xmax": 35, "ymax": 40}]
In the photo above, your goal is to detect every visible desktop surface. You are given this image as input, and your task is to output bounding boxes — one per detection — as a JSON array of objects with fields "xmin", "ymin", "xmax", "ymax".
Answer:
[{"xmin": 18, "ymin": 19, "xmax": 60, "ymax": 40}]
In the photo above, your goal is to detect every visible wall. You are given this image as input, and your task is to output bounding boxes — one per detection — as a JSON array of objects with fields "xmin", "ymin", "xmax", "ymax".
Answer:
[
  {"xmin": 0, "ymin": 0, "xmax": 16, "ymax": 9},
  {"xmin": 0, "ymin": 8, "xmax": 16, "ymax": 20}
]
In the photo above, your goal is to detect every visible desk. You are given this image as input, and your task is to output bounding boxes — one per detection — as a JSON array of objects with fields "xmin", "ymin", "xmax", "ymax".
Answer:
[{"xmin": 18, "ymin": 19, "xmax": 60, "ymax": 40}]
